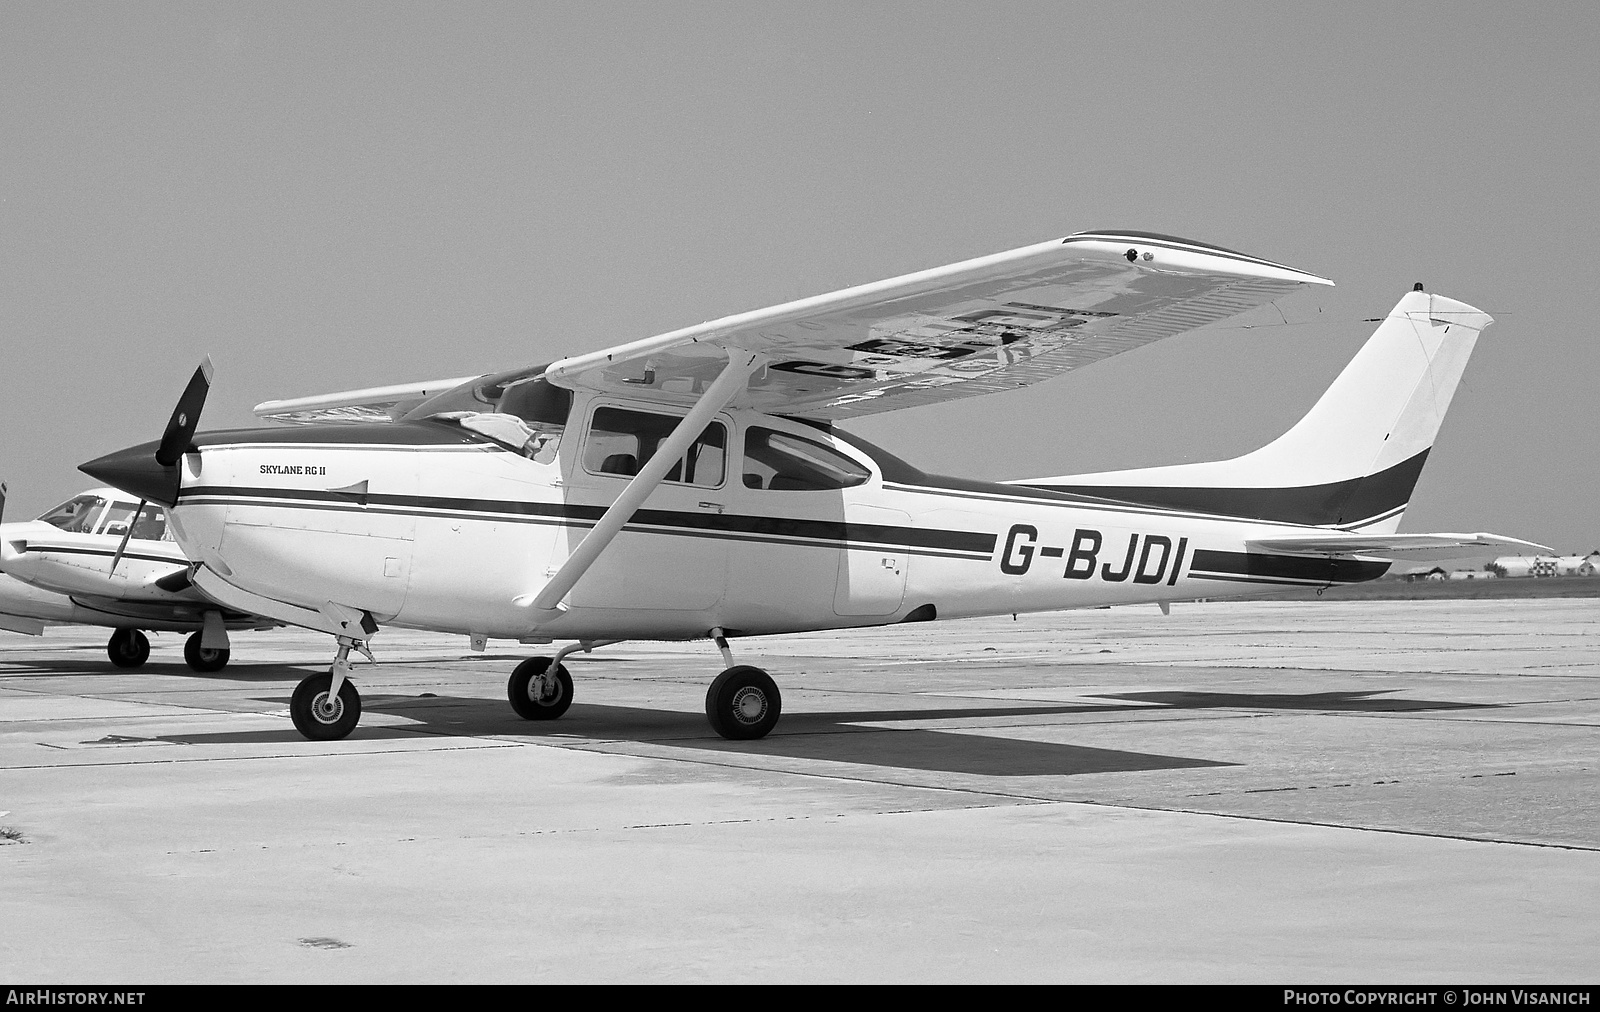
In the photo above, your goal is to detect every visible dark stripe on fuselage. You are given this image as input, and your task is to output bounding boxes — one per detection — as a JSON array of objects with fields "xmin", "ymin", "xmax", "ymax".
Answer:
[
  {"xmin": 1018, "ymin": 451, "xmax": 1430, "ymax": 528},
  {"xmin": 181, "ymin": 485, "xmax": 997, "ymax": 557},
  {"xmin": 17, "ymin": 543, "xmax": 183, "ymax": 566},
  {"xmin": 1188, "ymin": 548, "xmax": 1389, "ymax": 586}
]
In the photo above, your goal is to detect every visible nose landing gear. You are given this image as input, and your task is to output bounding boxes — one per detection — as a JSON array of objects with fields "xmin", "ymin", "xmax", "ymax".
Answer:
[{"xmin": 289, "ymin": 637, "xmax": 369, "ymax": 741}]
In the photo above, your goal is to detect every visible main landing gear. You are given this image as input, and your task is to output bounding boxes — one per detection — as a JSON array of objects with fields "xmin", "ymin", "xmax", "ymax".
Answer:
[
  {"xmin": 290, "ymin": 637, "xmax": 368, "ymax": 741},
  {"xmin": 107, "ymin": 628, "xmax": 150, "ymax": 668},
  {"xmin": 183, "ymin": 631, "xmax": 230, "ymax": 673},
  {"xmin": 500, "ymin": 631, "xmax": 784, "ymax": 741},
  {"xmin": 280, "ymin": 631, "xmax": 786, "ymax": 743},
  {"xmin": 703, "ymin": 629, "xmax": 781, "ymax": 740},
  {"xmin": 508, "ymin": 655, "xmax": 575, "ymax": 720},
  {"xmin": 705, "ymin": 664, "xmax": 781, "ymax": 740},
  {"xmin": 105, "ymin": 628, "xmax": 232, "ymax": 672}
]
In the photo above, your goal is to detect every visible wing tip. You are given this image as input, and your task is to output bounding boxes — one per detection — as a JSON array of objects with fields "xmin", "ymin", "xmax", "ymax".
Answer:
[{"xmin": 1064, "ymin": 229, "xmax": 1334, "ymax": 286}]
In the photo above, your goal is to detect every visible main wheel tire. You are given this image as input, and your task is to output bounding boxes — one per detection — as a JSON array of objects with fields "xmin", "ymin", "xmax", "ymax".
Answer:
[
  {"xmin": 705, "ymin": 665, "xmax": 781, "ymax": 740},
  {"xmin": 183, "ymin": 632, "xmax": 230, "ymax": 673},
  {"xmin": 107, "ymin": 629, "xmax": 150, "ymax": 668},
  {"xmin": 508, "ymin": 657, "xmax": 574, "ymax": 720},
  {"xmin": 289, "ymin": 671, "xmax": 362, "ymax": 741}
]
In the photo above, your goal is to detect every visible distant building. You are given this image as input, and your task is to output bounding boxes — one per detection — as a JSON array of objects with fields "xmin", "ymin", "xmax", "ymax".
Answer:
[
  {"xmin": 1556, "ymin": 554, "xmax": 1599, "ymax": 577},
  {"xmin": 1488, "ymin": 552, "xmax": 1600, "ymax": 578}
]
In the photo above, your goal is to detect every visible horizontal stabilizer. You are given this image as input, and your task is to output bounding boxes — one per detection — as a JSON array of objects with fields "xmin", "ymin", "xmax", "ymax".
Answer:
[
  {"xmin": 1246, "ymin": 532, "xmax": 1552, "ymax": 561},
  {"xmin": 255, "ymin": 376, "xmax": 478, "ymax": 425},
  {"xmin": 0, "ymin": 614, "xmax": 46, "ymax": 636}
]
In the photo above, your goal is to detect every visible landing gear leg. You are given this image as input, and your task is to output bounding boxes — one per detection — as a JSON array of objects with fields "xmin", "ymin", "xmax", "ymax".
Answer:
[
  {"xmin": 107, "ymin": 628, "xmax": 150, "ymax": 668},
  {"xmin": 704, "ymin": 628, "xmax": 781, "ymax": 740},
  {"xmin": 290, "ymin": 637, "xmax": 366, "ymax": 741}
]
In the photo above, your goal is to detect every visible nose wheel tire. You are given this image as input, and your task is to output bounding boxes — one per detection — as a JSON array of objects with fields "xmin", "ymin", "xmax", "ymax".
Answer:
[
  {"xmin": 183, "ymin": 632, "xmax": 230, "ymax": 673},
  {"xmin": 290, "ymin": 672, "xmax": 362, "ymax": 741},
  {"xmin": 508, "ymin": 658, "xmax": 574, "ymax": 720},
  {"xmin": 706, "ymin": 665, "xmax": 781, "ymax": 740},
  {"xmin": 107, "ymin": 629, "xmax": 150, "ymax": 668}
]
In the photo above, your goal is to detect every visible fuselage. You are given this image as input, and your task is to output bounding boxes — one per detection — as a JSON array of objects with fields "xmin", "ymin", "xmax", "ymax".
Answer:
[{"xmin": 157, "ymin": 394, "xmax": 1387, "ymax": 644}]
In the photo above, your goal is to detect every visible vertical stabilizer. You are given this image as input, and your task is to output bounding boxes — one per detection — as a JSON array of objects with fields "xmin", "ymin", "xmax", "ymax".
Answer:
[{"xmin": 1019, "ymin": 290, "xmax": 1493, "ymax": 531}]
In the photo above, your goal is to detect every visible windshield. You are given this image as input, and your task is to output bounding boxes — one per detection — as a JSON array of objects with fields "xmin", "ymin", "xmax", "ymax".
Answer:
[
  {"xmin": 37, "ymin": 495, "xmax": 108, "ymax": 533},
  {"xmin": 428, "ymin": 374, "xmax": 572, "ymax": 463}
]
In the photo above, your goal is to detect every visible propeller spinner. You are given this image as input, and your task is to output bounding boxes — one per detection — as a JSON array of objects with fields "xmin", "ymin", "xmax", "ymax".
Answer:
[{"xmin": 80, "ymin": 358, "xmax": 214, "ymax": 509}]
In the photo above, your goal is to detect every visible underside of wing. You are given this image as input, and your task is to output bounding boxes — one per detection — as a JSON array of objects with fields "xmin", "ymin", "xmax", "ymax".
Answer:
[
  {"xmin": 254, "ymin": 376, "xmax": 479, "ymax": 425},
  {"xmin": 1247, "ymin": 533, "xmax": 1553, "ymax": 562},
  {"xmin": 543, "ymin": 230, "xmax": 1333, "ymax": 418}
]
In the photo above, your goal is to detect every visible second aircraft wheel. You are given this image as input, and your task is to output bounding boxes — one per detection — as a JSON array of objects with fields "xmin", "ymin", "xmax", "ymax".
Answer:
[
  {"xmin": 289, "ymin": 671, "xmax": 362, "ymax": 741},
  {"xmin": 508, "ymin": 657, "xmax": 574, "ymax": 720},
  {"xmin": 705, "ymin": 665, "xmax": 781, "ymax": 740},
  {"xmin": 183, "ymin": 632, "xmax": 230, "ymax": 673},
  {"xmin": 107, "ymin": 629, "xmax": 151, "ymax": 668}
]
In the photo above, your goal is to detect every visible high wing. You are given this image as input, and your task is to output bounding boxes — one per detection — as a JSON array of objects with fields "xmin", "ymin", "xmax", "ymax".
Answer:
[
  {"xmin": 1247, "ymin": 533, "xmax": 1552, "ymax": 562},
  {"xmin": 540, "ymin": 230, "xmax": 1333, "ymax": 419},
  {"xmin": 255, "ymin": 375, "xmax": 478, "ymax": 425}
]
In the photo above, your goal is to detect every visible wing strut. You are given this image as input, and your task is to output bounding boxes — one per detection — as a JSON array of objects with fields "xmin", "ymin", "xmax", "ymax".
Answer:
[{"xmin": 516, "ymin": 348, "xmax": 766, "ymax": 618}]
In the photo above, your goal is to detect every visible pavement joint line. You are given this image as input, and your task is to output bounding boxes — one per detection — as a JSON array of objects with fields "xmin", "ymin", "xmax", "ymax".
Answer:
[
  {"xmin": 0, "ymin": 740, "xmax": 534, "ymax": 770},
  {"xmin": 1081, "ymin": 799, "xmax": 1600, "ymax": 853}
]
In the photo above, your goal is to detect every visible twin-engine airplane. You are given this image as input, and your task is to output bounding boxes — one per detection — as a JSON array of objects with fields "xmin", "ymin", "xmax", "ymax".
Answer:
[
  {"xmin": 79, "ymin": 230, "xmax": 1544, "ymax": 741},
  {"xmin": 0, "ymin": 484, "xmax": 275, "ymax": 669}
]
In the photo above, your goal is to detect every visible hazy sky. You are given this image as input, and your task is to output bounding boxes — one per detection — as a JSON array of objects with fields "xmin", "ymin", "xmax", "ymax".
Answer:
[{"xmin": 3, "ymin": 2, "xmax": 1597, "ymax": 551}]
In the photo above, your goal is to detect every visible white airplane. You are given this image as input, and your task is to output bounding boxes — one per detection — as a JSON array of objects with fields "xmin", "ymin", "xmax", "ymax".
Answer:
[
  {"xmin": 78, "ymin": 230, "xmax": 1546, "ymax": 741},
  {"xmin": 0, "ymin": 484, "xmax": 274, "ymax": 669}
]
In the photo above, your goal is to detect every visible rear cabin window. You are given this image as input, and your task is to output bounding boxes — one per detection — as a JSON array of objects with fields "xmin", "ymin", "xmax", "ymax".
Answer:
[
  {"xmin": 583, "ymin": 407, "xmax": 726, "ymax": 488},
  {"xmin": 743, "ymin": 428, "xmax": 871, "ymax": 491}
]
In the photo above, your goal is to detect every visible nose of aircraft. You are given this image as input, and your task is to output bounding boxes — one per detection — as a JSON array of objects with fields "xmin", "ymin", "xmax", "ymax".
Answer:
[
  {"xmin": 0, "ymin": 522, "xmax": 23, "ymax": 568},
  {"xmin": 0, "ymin": 519, "xmax": 46, "ymax": 573},
  {"xmin": 80, "ymin": 357, "xmax": 215, "ymax": 509},
  {"xmin": 80, "ymin": 439, "xmax": 181, "ymax": 507}
]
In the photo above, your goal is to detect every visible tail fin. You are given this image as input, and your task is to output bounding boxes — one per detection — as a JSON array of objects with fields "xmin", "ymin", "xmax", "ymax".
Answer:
[{"xmin": 1020, "ymin": 290, "xmax": 1492, "ymax": 531}]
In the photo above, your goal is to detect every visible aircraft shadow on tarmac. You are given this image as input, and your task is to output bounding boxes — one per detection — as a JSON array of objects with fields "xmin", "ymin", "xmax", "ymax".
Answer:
[
  {"xmin": 0, "ymin": 659, "xmax": 322, "ymax": 681},
  {"xmin": 138, "ymin": 688, "xmax": 1497, "ymax": 778}
]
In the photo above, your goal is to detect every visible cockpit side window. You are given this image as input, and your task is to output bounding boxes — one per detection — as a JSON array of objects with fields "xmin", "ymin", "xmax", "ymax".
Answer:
[
  {"xmin": 97, "ymin": 502, "xmax": 169, "ymax": 541},
  {"xmin": 37, "ymin": 495, "xmax": 107, "ymax": 534},
  {"xmin": 742, "ymin": 428, "xmax": 871, "ymax": 491},
  {"xmin": 98, "ymin": 502, "xmax": 138, "ymax": 538},
  {"xmin": 583, "ymin": 407, "xmax": 726, "ymax": 488}
]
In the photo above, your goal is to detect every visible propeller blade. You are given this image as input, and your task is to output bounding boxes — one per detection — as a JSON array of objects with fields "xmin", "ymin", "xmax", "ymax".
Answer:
[
  {"xmin": 0, "ymin": 482, "xmax": 7, "ymax": 525},
  {"xmin": 155, "ymin": 357, "xmax": 215, "ymax": 467},
  {"xmin": 108, "ymin": 499, "xmax": 145, "ymax": 577}
]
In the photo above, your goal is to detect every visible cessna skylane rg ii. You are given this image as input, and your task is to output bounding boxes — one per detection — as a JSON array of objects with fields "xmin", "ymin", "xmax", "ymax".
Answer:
[
  {"xmin": 79, "ymin": 230, "xmax": 1544, "ymax": 741},
  {"xmin": 0, "ymin": 483, "xmax": 276, "ymax": 669}
]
